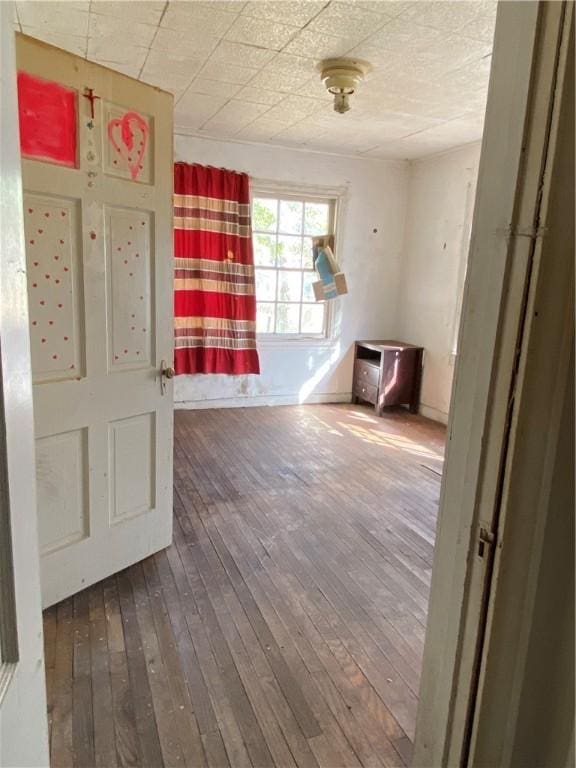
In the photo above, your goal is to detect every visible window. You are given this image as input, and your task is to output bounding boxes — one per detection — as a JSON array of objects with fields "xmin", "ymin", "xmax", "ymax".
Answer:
[{"xmin": 251, "ymin": 192, "xmax": 336, "ymax": 337}]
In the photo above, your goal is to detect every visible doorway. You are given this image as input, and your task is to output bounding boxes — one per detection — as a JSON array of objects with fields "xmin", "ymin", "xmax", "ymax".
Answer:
[{"xmin": 2, "ymin": 3, "xmax": 572, "ymax": 762}]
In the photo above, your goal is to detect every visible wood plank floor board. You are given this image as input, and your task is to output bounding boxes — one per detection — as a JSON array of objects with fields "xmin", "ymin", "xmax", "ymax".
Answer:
[
  {"xmin": 235, "ymin": 510, "xmax": 408, "ymax": 751},
  {"xmin": 102, "ymin": 577, "xmax": 140, "ymax": 768},
  {"xmin": 233, "ymin": 496, "xmax": 414, "ymax": 750},
  {"xmin": 153, "ymin": 549, "xmax": 230, "ymax": 768},
  {"xmin": 290, "ymin": 511, "xmax": 428, "ymax": 678},
  {"xmin": 116, "ymin": 571, "xmax": 164, "ymax": 768},
  {"xmin": 292, "ymin": 499, "xmax": 429, "ymax": 629},
  {"xmin": 301, "ymin": 490, "xmax": 431, "ymax": 625},
  {"xmin": 45, "ymin": 403, "xmax": 444, "ymax": 768},
  {"xmin": 170, "ymin": 500, "xmax": 302, "ymax": 767},
  {"xmin": 320, "ymin": 475, "xmax": 436, "ymax": 572},
  {"xmin": 51, "ymin": 598, "xmax": 75, "ymax": 767},
  {"xmin": 172, "ymin": 471, "xmax": 325, "ymax": 748},
  {"xmin": 192, "ymin": 512, "xmax": 363, "ymax": 768},
  {"xmin": 226, "ymin": 420, "xmax": 436, "ymax": 616},
  {"xmin": 127, "ymin": 564, "xmax": 185, "ymax": 768},
  {"xmin": 175, "ymin": 497, "xmax": 325, "ymax": 747},
  {"xmin": 209, "ymin": 504, "xmax": 401, "ymax": 768},
  {"xmin": 323, "ymin": 487, "xmax": 436, "ymax": 574},
  {"xmin": 165, "ymin": 526, "xmax": 254, "ymax": 768},
  {"xmin": 43, "ymin": 605, "xmax": 57, "ymax": 750},
  {"xmin": 170, "ymin": 516, "xmax": 277, "ymax": 768},
  {"xmin": 170, "ymin": 510, "xmax": 308, "ymax": 768},
  {"xmin": 141, "ymin": 557, "xmax": 207, "ymax": 768},
  {"xmin": 164, "ymin": 551, "xmax": 251, "ymax": 768},
  {"xmin": 205, "ymin": 408, "xmax": 434, "ymax": 736},
  {"xmin": 72, "ymin": 590, "xmax": 95, "ymax": 768},
  {"xmin": 173, "ymin": 504, "xmax": 320, "ymax": 768},
  {"xmin": 87, "ymin": 584, "xmax": 117, "ymax": 768},
  {"xmin": 279, "ymin": 526, "xmax": 419, "ymax": 739},
  {"xmin": 173, "ymin": 436, "xmax": 380, "ymax": 765}
]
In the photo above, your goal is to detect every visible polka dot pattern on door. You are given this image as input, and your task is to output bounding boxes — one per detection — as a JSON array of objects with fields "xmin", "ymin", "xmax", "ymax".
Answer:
[{"xmin": 24, "ymin": 195, "xmax": 83, "ymax": 381}]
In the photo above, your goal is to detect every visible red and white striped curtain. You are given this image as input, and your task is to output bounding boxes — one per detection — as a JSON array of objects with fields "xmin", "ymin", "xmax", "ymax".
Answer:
[{"xmin": 173, "ymin": 162, "xmax": 260, "ymax": 375}]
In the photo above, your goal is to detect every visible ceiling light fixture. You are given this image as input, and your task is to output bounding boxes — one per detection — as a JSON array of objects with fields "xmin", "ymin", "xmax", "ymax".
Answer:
[{"xmin": 318, "ymin": 58, "xmax": 372, "ymax": 114}]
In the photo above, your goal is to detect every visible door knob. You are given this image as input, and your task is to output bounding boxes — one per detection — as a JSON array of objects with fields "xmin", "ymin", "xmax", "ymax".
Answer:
[{"xmin": 160, "ymin": 360, "xmax": 175, "ymax": 394}]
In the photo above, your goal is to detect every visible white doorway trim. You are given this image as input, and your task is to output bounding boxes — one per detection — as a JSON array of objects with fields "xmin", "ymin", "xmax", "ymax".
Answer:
[
  {"xmin": 413, "ymin": 2, "xmax": 574, "ymax": 765},
  {"xmin": 466, "ymin": 3, "xmax": 574, "ymax": 763},
  {"xmin": 0, "ymin": 3, "xmax": 49, "ymax": 764}
]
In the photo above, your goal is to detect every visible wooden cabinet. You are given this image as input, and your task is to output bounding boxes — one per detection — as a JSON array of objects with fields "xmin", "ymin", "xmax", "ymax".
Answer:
[{"xmin": 352, "ymin": 340, "xmax": 424, "ymax": 415}]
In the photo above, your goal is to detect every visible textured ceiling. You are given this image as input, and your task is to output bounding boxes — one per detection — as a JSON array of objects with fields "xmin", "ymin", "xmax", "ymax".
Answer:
[{"xmin": 14, "ymin": 0, "xmax": 496, "ymax": 159}]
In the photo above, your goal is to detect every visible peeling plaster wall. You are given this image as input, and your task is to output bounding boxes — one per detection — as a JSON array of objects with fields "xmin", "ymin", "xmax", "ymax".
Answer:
[
  {"xmin": 395, "ymin": 142, "xmax": 482, "ymax": 423},
  {"xmin": 174, "ymin": 135, "xmax": 408, "ymax": 409}
]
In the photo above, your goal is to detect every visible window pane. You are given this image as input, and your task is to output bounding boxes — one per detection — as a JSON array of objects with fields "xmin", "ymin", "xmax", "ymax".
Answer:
[
  {"xmin": 251, "ymin": 193, "xmax": 333, "ymax": 338},
  {"xmin": 257, "ymin": 302, "xmax": 275, "ymax": 333},
  {"xmin": 254, "ymin": 233, "xmax": 276, "ymax": 266},
  {"xmin": 252, "ymin": 198, "xmax": 277, "ymax": 232},
  {"xmin": 277, "ymin": 235, "xmax": 302, "ymax": 268},
  {"xmin": 302, "ymin": 271, "xmax": 317, "ymax": 301},
  {"xmin": 277, "ymin": 270, "xmax": 302, "ymax": 302},
  {"xmin": 275, "ymin": 303, "xmax": 300, "ymax": 334},
  {"xmin": 301, "ymin": 303, "xmax": 325, "ymax": 334},
  {"xmin": 304, "ymin": 202, "xmax": 329, "ymax": 235},
  {"xmin": 302, "ymin": 236, "xmax": 313, "ymax": 268},
  {"xmin": 255, "ymin": 269, "xmax": 277, "ymax": 301},
  {"xmin": 279, "ymin": 200, "xmax": 303, "ymax": 234}
]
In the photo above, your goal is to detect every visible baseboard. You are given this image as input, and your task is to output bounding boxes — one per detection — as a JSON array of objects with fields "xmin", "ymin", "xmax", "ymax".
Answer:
[
  {"xmin": 419, "ymin": 403, "xmax": 450, "ymax": 424},
  {"xmin": 175, "ymin": 393, "xmax": 451, "ymax": 421},
  {"xmin": 175, "ymin": 392, "xmax": 352, "ymax": 410}
]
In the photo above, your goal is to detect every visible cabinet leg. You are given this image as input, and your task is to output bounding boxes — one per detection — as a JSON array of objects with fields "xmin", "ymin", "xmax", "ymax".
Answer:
[{"xmin": 410, "ymin": 351, "xmax": 424, "ymax": 415}]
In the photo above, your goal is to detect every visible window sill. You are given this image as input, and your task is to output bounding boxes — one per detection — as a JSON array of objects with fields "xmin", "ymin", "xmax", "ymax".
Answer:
[{"xmin": 257, "ymin": 336, "xmax": 338, "ymax": 350}]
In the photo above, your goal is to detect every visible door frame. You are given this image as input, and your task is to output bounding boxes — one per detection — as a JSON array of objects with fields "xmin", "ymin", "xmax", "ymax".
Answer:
[
  {"xmin": 0, "ymin": 2, "xmax": 49, "ymax": 765},
  {"xmin": 413, "ymin": 2, "xmax": 574, "ymax": 765},
  {"xmin": 466, "ymin": 3, "xmax": 574, "ymax": 763}
]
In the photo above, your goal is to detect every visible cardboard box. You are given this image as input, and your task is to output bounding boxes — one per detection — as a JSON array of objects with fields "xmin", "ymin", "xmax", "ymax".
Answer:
[{"xmin": 312, "ymin": 272, "xmax": 348, "ymax": 301}]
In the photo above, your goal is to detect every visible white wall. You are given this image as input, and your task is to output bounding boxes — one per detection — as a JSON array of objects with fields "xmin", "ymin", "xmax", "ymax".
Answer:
[
  {"xmin": 174, "ymin": 135, "xmax": 408, "ymax": 409},
  {"xmin": 395, "ymin": 142, "xmax": 481, "ymax": 423},
  {"xmin": 173, "ymin": 135, "xmax": 481, "ymax": 420}
]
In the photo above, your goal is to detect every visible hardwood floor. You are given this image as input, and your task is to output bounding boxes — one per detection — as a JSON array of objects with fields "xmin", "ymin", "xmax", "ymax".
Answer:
[{"xmin": 43, "ymin": 404, "xmax": 445, "ymax": 768}]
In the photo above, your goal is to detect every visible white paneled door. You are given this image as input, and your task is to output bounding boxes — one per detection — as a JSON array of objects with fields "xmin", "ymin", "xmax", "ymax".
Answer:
[{"xmin": 17, "ymin": 35, "xmax": 174, "ymax": 607}]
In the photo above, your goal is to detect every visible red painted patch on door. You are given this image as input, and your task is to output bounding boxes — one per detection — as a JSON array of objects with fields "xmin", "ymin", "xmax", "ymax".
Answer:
[
  {"xmin": 107, "ymin": 111, "xmax": 148, "ymax": 180},
  {"xmin": 17, "ymin": 72, "xmax": 77, "ymax": 168}
]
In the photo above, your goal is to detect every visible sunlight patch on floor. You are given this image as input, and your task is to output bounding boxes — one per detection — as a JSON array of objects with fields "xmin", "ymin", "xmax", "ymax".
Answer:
[
  {"xmin": 296, "ymin": 412, "xmax": 345, "ymax": 437},
  {"xmin": 348, "ymin": 409, "xmax": 380, "ymax": 424},
  {"xmin": 336, "ymin": 420, "xmax": 442, "ymax": 459}
]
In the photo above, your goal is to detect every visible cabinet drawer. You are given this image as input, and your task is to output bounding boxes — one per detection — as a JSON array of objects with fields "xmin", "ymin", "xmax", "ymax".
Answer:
[
  {"xmin": 354, "ymin": 360, "xmax": 379, "ymax": 387},
  {"xmin": 353, "ymin": 380, "xmax": 377, "ymax": 405}
]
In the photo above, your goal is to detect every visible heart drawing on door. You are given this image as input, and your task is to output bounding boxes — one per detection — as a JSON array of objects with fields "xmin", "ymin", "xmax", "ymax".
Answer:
[{"xmin": 107, "ymin": 111, "xmax": 148, "ymax": 180}]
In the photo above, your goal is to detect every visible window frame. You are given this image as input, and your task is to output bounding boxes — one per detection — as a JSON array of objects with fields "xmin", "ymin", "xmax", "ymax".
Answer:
[{"xmin": 250, "ymin": 184, "xmax": 340, "ymax": 342}]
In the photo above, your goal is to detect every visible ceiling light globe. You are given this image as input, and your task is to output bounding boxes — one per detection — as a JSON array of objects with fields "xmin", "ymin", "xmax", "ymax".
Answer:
[
  {"xmin": 317, "ymin": 58, "xmax": 372, "ymax": 115},
  {"xmin": 333, "ymin": 92, "xmax": 351, "ymax": 114}
]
